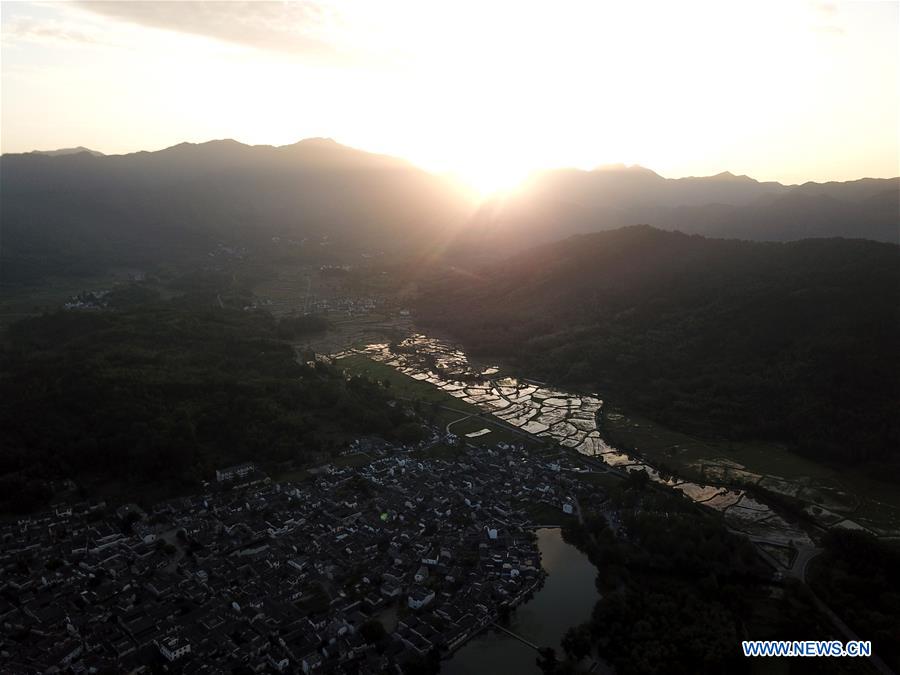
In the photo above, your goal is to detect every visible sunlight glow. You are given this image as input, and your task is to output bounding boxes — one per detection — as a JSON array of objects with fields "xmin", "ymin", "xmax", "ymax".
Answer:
[
  {"xmin": 1, "ymin": 1, "xmax": 897, "ymax": 186},
  {"xmin": 459, "ymin": 166, "xmax": 532, "ymax": 197}
]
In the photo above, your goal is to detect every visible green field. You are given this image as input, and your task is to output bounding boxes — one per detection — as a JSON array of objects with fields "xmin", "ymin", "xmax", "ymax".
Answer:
[
  {"xmin": 336, "ymin": 354, "xmax": 481, "ymax": 413},
  {"xmin": 446, "ymin": 413, "xmax": 534, "ymax": 447},
  {"xmin": 337, "ymin": 354, "xmax": 900, "ymax": 535},
  {"xmin": 600, "ymin": 407, "xmax": 900, "ymax": 536},
  {"xmin": 336, "ymin": 354, "xmax": 555, "ymax": 454},
  {"xmin": 0, "ymin": 275, "xmax": 185, "ymax": 334},
  {"xmin": 572, "ymin": 470, "xmax": 624, "ymax": 492},
  {"xmin": 517, "ymin": 500, "xmax": 577, "ymax": 526},
  {"xmin": 0, "ymin": 276, "xmax": 116, "ymax": 331}
]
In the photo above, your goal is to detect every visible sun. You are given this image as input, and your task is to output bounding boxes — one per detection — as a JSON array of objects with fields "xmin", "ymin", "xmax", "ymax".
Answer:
[
  {"xmin": 453, "ymin": 160, "xmax": 533, "ymax": 197},
  {"xmin": 398, "ymin": 133, "xmax": 540, "ymax": 198}
]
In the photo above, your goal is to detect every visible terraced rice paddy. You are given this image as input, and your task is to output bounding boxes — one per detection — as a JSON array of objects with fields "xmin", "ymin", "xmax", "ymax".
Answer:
[
  {"xmin": 332, "ymin": 334, "xmax": 817, "ymax": 546},
  {"xmin": 601, "ymin": 409, "xmax": 900, "ymax": 538}
]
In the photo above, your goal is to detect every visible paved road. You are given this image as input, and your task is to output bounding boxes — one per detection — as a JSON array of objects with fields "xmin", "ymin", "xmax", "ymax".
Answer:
[
  {"xmin": 792, "ymin": 546, "xmax": 823, "ymax": 582},
  {"xmin": 808, "ymin": 591, "xmax": 897, "ymax": 675},
  {"xmin": 445, "ymin": 412, "xmax": 478, "ymax": 435},
  {"xmin": 738, "ymin": 533, "xmax": 823, "ymax": 582}
]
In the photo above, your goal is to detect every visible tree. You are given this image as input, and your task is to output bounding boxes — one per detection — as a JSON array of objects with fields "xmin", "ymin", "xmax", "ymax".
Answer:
[
  {"xmin": 561, "ymin": 624, "xmax": 591, "ymax": 662},
  {"xmin": 536, "ymin": 647, "xmax": 558, "ymax": 674},
  {"xmin": 0, "ymin": 302, "xmax": 413, "ymax": 515},
  {"xmin": 396, "ymin": 422, "xmax": 426, "ymax": 444},
  {"xmin": 359, "ymin": 619, "xmax": 387, "ymax": 644},
  {"xmin": 625, "ymin": 468, "xmax": 650, "ymax": 491}
]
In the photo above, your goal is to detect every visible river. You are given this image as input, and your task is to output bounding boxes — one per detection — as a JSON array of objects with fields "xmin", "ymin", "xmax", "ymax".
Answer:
[{"xmin": 443, "ymin": 528, "xmax": 599, "ymax": 675}]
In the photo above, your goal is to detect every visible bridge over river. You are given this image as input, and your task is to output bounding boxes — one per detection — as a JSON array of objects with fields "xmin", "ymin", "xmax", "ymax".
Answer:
[{"xmin": 489, "ymin": 622, "xmax": 540, "ymax": 651}]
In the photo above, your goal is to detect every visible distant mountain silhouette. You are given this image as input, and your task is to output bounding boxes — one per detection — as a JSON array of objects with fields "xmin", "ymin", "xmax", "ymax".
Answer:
[
  {"xmin": 1, "ymin": 139, "xmax": 473, "ymax": 281},
  {"xmin": 2, "ymin": 141, "xmax": 896, "ymax": 281},
  {"xmin": 460, "ymin": 166, "xmax": 898, "ymax": 253},
  {"xmin": 28, "ymin": 146, "xmax": 105, "ymax": 157},
  {"xmin": 419, "ymin": 225, "xmax": 900, "ymax": 472}
]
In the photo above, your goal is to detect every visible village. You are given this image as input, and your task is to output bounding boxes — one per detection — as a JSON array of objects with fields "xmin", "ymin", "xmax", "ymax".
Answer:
[{"xmin": 0, "ymin": 436, "xmax": 611, "ymax": 674}]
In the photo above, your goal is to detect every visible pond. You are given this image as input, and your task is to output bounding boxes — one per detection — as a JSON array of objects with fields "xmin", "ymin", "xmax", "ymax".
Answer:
[{"xmin": 443, "ymin": 528, "xmax": 599, "ymax": 675}]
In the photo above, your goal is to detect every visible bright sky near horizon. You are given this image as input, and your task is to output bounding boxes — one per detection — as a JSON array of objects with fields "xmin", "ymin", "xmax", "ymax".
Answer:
[{"xmin": 1, "ymin": 0, "xmax": 898, "ymax": 192}]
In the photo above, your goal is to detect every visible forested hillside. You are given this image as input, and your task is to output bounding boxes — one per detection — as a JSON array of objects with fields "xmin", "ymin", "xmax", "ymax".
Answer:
[
  {"xmin": 0, "ymin": 295, "xmax": 418, "ymax": 513},
  {"xmin": 419, "ymin": 226, "xmax": 900, "ymax": 476},
  {"xmin": 0, "ymin": 139, "xmax": 472, "ymax": 282},
  {"xmin": 459, "ymin": 167, "xmax": 899, "ymax": 253},
  {"xmin": 3, "ymin": 140, "xmax": 896, "ymax": 284}
]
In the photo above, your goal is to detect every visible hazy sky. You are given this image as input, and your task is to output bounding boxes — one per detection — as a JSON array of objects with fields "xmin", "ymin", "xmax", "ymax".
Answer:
[{"xmin": 2, "ymin": 0, "xmax": 898, "ymax": 191}]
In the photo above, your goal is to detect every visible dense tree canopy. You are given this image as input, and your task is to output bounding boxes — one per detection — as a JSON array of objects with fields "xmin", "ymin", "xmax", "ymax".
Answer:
[
  {"xmin": 558, "ymin": 485, "xmax": 855, "ymax": 675},
  {"xmin": 420, "ymin": 226, "xmax": 900, "ymax": 476},
  {"xmin": 0, "ymin": 299, "xmax": 412, "ymax": 513},
  {"xmin": 809, "ymin": 530, "xmax": 900, "ymax": 671}
]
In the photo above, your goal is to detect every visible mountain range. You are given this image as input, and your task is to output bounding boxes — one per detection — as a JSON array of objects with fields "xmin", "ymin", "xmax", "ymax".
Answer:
[
  {"xmin": 464, "ymin": 165, "xmax": 899, "ymax": 252},
  {"xmin": 418, "ymin": 225, "xmax": 900, "ymax": 473},
  {"xmin": 0, "ymin": 139, "xmax": 471, "ymax": 281},
  {"xmin": 1, "ymin": 139, "xmax": 897, "ymax": 282},
  {"xmin": 27, "ymin": 146, "xmax": 106, "ymax": 157}
]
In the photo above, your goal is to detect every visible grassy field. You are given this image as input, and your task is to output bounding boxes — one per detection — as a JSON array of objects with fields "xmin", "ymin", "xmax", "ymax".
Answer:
[
  {"xmin": 0, "ymin": 276, "xmax": 116, "ymax": 331},
  {"xmin": 337, "ymin": 354, "xmax": 554, "ymax": 454},
  {"xmin": 517, "ymin": 500, "xmax": 577, "ymax": 526},
  {"xmin": 251, "ymin": 265, "xmax": 324, "ymax": 316},
  {"xmin": 338, "ymin": 353, "xmax": 900, "ymax": 535},
  {"xmin": 447, "ymin": 414, "xmax": 535, "ymax": 446},
  {"xmin": 336, "ymin": 354, "xmax": 481, "ymax": 413},
  {"xmin": 0, "ymin": 275, "xmax": 186, "ymax": 334},
  {"xmin": 600, "ymin": 407, "xmax": 900, "ymax": 535},
  {"xmin": 251, "ymin": 265, "xmax": 413, "ymax": 353},
  {"xmin": 572, "ymin": 469, "xmax": 624, "ymax": 492}
]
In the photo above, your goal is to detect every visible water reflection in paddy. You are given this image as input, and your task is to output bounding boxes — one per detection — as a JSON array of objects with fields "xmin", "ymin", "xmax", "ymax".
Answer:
[{"xmin": 333, "ymin": 335, "xmax": 813, "ymax": 547}]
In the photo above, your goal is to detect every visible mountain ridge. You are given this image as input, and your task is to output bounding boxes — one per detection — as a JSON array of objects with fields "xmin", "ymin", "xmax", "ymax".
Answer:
[
  {"xmin": 418, "ymin": 225, "xmax": 900, "ymax": 473},
  {"xmin": 9, "ymin": 139, "xmax": 897, "ymax": 187},
  {"xmin": 2, "ymin": 138, "xmax": 897, "ymax": 283},
  {"xmin": 0, "ymin": 137, "xmax": 475, "ymax": 282},
  {"xmin": 459, "ymin": 165, "xmax": 898, "ymax": 252},
  {"xmin": 25, "ymin": 146, "xmax": 105, "ymax": 157}
]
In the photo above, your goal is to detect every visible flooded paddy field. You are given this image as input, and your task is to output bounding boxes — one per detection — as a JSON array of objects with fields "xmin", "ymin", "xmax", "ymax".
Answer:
[
  {"xmin": 600, "ymin": 408, "xmax": 900, "ymax": 538},
  {"xmin": 328, "ymin": 334, "xmax": 900, "ymax": 547}
]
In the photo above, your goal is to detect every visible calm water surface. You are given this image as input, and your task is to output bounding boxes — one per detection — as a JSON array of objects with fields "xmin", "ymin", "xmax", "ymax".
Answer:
[{"xmin": 443, "ymin": 528, "xmax": 598, "ymax": 675}]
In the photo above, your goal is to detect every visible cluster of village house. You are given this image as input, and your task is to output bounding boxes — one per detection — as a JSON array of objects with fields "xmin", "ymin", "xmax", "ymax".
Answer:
[
  {"xmin": 62, "ymin": 290, "xmax": 110, "ymax": 311},
  {"xmin": 1, "ymin": 443, "xmax": 609, "ymax": 674},
  {"xmin": 305, "ymin": 297, "xmax": 379, "ymax": 315}
]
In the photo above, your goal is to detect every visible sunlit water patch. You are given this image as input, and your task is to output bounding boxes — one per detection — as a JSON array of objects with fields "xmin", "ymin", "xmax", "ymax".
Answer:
[{"xmin": 340, "ymin": 335, "xmax": 813, "ymax": 547}]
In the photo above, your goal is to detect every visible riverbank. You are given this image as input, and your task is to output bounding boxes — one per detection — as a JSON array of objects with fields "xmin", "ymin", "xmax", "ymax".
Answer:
[{"xmin": 443, "ymin": 528, "xmax": 599, "ymax": 674}]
